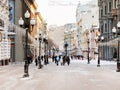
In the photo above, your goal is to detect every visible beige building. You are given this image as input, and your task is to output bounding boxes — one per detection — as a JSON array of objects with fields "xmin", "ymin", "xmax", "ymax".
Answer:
[
  {"xmin": 81, "ymin": 28, "xmax": 99, "ymax": 59},
  {"xmin": 76, "ymin": 0, "xmax": 99, "ymax": 59},
  {"xmin": 90, "ymin": 28, "xmax": 99, "ymax": 59},
  {"xmin": 64, "ymin": 28, "xmax": 78, "ymax": 55},
  {"xmin": 9, "ymin": 0, "xmax": 45, "ymax": 62},
  {"xmin": 81, "ymin": 30, "xmax": 88, "ymax": 58}
]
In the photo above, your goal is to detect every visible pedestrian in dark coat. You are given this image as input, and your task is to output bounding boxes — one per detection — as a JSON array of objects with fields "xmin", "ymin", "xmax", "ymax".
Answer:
[
  {"xmin": 41, "ymin": 55, "xmax": 43, "ymax": 61},
  {"xmin": 66, "ymin": 56, "xmax": 70, "ymax": 65},
  {"xmin": 52, "ymin": 55, "xmax": 55, "ymax": 62},
  {"xmin": 35, "ymin": 57, "xmax": 38, "ymax": 66},
  {"xmin": 62, "ymin": 55, "xmax": 68, "ymax": 65}
]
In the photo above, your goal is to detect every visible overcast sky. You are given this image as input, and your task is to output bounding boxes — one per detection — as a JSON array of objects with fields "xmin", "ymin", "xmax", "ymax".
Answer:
[{"xmin": 36, "ymin": 0, "xmax": 92, "ymax": 26}]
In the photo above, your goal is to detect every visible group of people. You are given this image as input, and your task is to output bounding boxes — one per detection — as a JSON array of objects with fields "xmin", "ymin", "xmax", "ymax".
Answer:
[
  {"xmin": 70, "ymin": 55, "xmax": 84, "ymax": 60},
  {"xmin": 52, "ymin": 55, "xmax": 70, "ymax": 66},
  {"xmin": 27, "ymin": 54, "xmax": 71, "ymax": 67},
  {"xmin": 34, "ymin": 55, "xmax": 49, "ymax": 67}
]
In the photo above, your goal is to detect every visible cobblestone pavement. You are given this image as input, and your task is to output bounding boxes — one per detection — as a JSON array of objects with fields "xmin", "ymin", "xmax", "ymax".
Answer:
[{"xmin": 0, "ymin": 59, "xmax": 120, "ymax": 90}]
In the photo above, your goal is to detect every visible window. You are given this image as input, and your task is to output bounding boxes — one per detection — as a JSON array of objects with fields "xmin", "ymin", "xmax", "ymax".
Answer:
[
  {"xmin": 101, "ymin": 9, "xmax": 103, "ymax": 17},
  {"xmin": 105, "ymin": 23, "xmax": 107, "ymax": 32},
  {"xmin": 114, "ymin": 0, "xmax": 117, "ymax": 8},
  {"xmin": 105, "ymin": 5, "xmax": 107, "ymax": 15},
  {"xmin": 101, "ymin": 25, "xmax": 103, "ymax": 34},
  {"xmin": 108, "ymin": 2, "xmax": 112, "ymax": 12}
]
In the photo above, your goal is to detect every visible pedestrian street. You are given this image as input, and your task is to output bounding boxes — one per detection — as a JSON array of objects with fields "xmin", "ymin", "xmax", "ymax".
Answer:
[{"xmin": 0, "ymin": 59, "xmax": 120, "ymax": 90}]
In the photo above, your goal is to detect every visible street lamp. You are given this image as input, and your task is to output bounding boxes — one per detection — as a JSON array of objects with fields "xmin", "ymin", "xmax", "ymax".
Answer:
[
  {"xmin": 64, "ymin": 41, "xmax": 68, "ymax": 56},
  {"xmin": 43, "ymin": 35, "xmax": 48, "ymax": 65},
  {"xmin": 87, "ymin": 38, "xmax": 90, "ymax": 64},
  {"xmin": 18, "ymin": 10, "xmax": 35, "ymax": 77},
  {"xmin": 38, "ymin": 33, "xmax": 42, "ymax": 69},
  {"xmin": 46, "ymin": 39, "xmax": 49, "ymax": 64},
  {"xmin": 97, "ymin": 33, "xmax": 104, "ymax": 67},
  {"xmin": 52, "ymin": 48, "xmax": 55, "ymax": 62},
  {"xmin": 112, "ymin": 22, "xmax": 120, "ymax": 72}
]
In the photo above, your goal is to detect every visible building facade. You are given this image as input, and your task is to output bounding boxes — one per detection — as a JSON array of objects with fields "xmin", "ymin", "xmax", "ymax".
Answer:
[
  {"xmin": 64, "ymin": 28, "xmax": 78, "ymax": 55},
  {"xmin": 98, "ymin": 0, "xmax": 120, "ymax": 60},
  {"xmin": 76, "ymin": 0, "xmax": 99, "ymax": 59},
  {"xmin": 64, "ymin": 23, "xmax": 77, "ymax": 55},
  {"xmin": 0, "ymin": 0, "xmax": 11, "ymax": 66},
  {"xmin": 0, "ymin": 0, "xmax": 44, "ymax": 64}
]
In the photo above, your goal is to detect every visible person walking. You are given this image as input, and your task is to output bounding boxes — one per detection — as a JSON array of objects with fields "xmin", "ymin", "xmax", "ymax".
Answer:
[
  {"xmin": 66, "ymin": 56, "xmax": 70, "ymax": 66},
  {"xmin": 41, "ymin": 55, "xmax": 44, "ymax": 61},
  {"xmin": 35, "ymin": 56, "xmax": 38, "ymax": 66},
  {"xmin": 55, "ymin": 55, "xmax": 60, "ymax": 66},
  {"xmin": 52, "ymin": 55, "xmax": 54, "ymax": 62},
  {"xmin": 62, "ymin": 55, "xmax": 66, "ymax": 66}
]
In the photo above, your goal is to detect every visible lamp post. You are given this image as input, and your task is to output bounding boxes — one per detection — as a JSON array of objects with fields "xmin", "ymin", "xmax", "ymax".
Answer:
[
  {"xmin": 46, "ymin": 39, "xmax": 49, "ymax": 64},
  {"xmin": 87, "ymin": 30, "xmax": 90, "ymax": 64},
  {"xmin": 38, "ymin": 33, "xmax": 42, "ymax": 69},
  {"xmin": 87, "ymin": 39, "xmax": 90, "ymax": 64},
  {"xmin": 18, "ymin": 10, "xmax": 35, "ymax": 77},
  {"xmin": 52, "ymin": 48, "xmax": 55, "ymax": 56},
  {"xmin": 97, "ymin": 34, "xmax": 104, "ymax": 67},
  {"xmin": 64, "ymin": 41, "xmax": 68, "ymax": 56},
  {"xmin": 43, "ymin": 35, "xmax": 48, "ymax": 65},
  {"xmin": 52, "ymin": 48, "xmax": 55, "ymax": 62},
  {"xmin": 112, "ymin": 22, "xmax": 120, "ymax": 72}
]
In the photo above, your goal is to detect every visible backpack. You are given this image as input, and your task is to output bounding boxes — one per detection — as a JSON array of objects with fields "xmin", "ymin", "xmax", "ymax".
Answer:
[{"xmin": 56, "ymin": 56, "xmax": 59, "ymax": 61}]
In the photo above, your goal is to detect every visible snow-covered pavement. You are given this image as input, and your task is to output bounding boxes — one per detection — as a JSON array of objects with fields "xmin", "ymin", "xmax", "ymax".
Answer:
[{"xmin": 0, "ymin": 59, "xmax": 120, "ymax": 90}]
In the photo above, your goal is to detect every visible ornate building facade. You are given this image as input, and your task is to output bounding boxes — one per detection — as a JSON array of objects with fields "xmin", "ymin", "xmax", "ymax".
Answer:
[
  {"xmin": 76, "ymin": 0, "xmax": 99, "ymax": 59},
  {"xmin": 0, "ymin": 0, "xmax": 45, "ymax": 65},
  {"xmin": 0, "ymin": 0, "xmax": 11, "ymax": 65},
  {"xmin": 98, "ymin": 0, "xmax": 120, "ymax": 60}
]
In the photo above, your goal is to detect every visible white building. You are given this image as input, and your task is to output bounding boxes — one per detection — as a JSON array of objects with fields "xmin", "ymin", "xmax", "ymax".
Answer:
[
  {"xmin": 76, "ymin": 0, "xmax": 99, "ymax": 57},
  {"xmin": 0, "ymin": 0, "xmax": 11, "ymax": 66}
]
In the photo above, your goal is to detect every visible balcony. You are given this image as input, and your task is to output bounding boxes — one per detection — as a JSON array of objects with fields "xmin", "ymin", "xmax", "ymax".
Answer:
[{"xmin": 111, "ymin": 8, "xmax": 117, "ymax": 16}]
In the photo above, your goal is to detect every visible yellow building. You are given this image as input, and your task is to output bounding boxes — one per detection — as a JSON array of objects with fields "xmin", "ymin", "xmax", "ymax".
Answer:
[
  {"xmin": 24, "ymin": 0, "xmax": 43, "ymax": 37},
  {"xmin": 12, "ymin": 0, "xmax": 45, "ymax": 62}
]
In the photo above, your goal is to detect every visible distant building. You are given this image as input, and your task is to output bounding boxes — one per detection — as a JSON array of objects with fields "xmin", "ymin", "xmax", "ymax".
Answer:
[
  {"xmin": 64, "ymin": 23, "xmax": 77, "ymax": 55},
  {"xmin": 48, "ymin": 23, "xmax": 78, "ymax": 55},
  {"xmin": 76, "ymin": 0, "xmax": 99, "ymax": 59},
  {"xmin": 48, "ymin": 25, "xmax": 65, "ymax": 51},
  {"xmin": 64, "ymin": 27, "xmax": 78, "ymax": 55}
]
